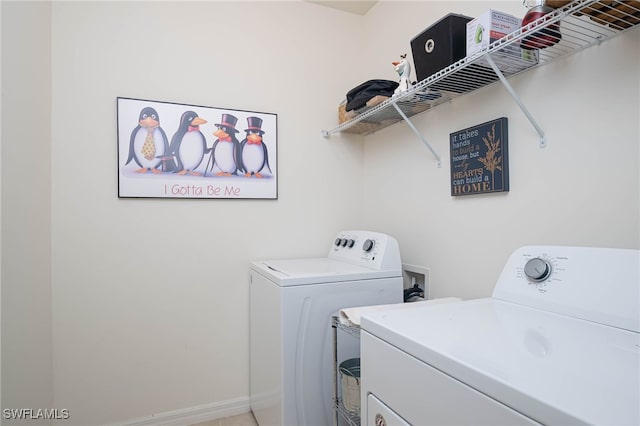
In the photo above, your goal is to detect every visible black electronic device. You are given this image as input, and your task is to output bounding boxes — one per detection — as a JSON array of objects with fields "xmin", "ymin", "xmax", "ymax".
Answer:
[{"xmin": 410, "ymin": 13, "xmax": 472, "ymax": 84}]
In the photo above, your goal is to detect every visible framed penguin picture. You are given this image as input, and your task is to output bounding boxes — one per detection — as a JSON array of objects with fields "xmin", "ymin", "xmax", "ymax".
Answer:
[{"xmin": 117, "ymin": 97, "xmax": 277, "ymax": 199}]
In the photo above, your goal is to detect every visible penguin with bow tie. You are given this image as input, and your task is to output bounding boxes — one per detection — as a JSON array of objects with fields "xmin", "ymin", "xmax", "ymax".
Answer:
[
  {"xmin": 240, "ymin": 116, "xmax": 271, "ymax": 178},
  {"xmin": 206, "ymin": 113, "xmax": 243, "ymax": 177},
  {"xmin": 164, "ymin": 110, "xmax": 208, "ymax": 175}
]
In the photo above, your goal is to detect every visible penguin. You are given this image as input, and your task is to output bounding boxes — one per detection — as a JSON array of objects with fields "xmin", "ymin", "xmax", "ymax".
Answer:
[
  {"xmin": 166, "ymin": 111, "xmax": 208, "ymax": 176},
  {"xmin": 240, "ymin": 116, "xmax": 272, "ymax": 178},
  {"xmin": 125, "ymin": 107, "xmax": 169, "ymax": 173},
  {"xmin": 206, "ymin": 113, "xmax": 243, "ymax": 177}
]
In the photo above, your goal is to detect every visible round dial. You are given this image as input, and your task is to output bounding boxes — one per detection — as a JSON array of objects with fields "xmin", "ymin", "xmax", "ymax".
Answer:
[
  {"xmin": 363, "ymin": 239, "xmax": 375, "ymax": 252},
  {"xmin": 524, "ymin": 258, "xmax": 552, "ymax": 282},
  {"xmin": 335, "ymin": 238, "xmax": 342, "ymax": 246},
  {"xmin": 341, "ymin": 239, "xmax": 348, "ymax": 247},
  {"xmin": 375, "ymin": 413, "xmax": 386, "ymax": 426},
  {"xmin": 347, "ymin": 239, "xmax": 355, "ymax": 248}
]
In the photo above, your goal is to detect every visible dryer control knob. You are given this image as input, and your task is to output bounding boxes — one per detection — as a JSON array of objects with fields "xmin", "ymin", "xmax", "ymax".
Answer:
[
  {"xmin": 363, "ymin": 239, "xmax": 375, "ymax": 252},
  {"xmin": 524, "ymin": 258, "xmax": 552, "ymax": 282},
  {"xmin": 335, "ymin": 238, "xmax": 342, "ymax": 246},
  {"xmin": 347, "ymin": 239, "xmax": 355, "ymax": 248}
]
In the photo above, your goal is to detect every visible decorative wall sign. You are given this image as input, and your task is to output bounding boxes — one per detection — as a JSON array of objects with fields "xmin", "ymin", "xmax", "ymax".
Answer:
[
  {"xmin": 117, "ymin": 97, "xmax": 277, "ymax": 199},
  {"xmin": 450, "ymin": 117, "xmax": 509, "ymax": 196}
]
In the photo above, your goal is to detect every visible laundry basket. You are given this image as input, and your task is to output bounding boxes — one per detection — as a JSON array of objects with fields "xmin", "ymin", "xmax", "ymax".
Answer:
[{"xmin": 339, "ymin": 358, "xmax": 361, "ymax": 414}]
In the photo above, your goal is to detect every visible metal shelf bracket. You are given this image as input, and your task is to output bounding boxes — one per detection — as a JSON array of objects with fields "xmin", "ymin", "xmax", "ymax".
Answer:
[
  {"xmin": 323, "ymin": 1, "xmax": 640, "ymax": 151},
  {"xmin": 392, "ymin": 103, "xmax": 442, "ymax": 167},
  {"xmin": 485, "ymin": 54, "xmax": 547, "ymax": 148}
]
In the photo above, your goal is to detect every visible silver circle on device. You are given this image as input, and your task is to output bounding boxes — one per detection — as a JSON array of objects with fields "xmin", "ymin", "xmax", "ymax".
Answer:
[
  {"xmin": 524, "ymin": 258, "xmax": 552, "ymax": 282},
  {"xmin": 425, "ymin": 39, "xmax": 435, "ymax": 53}
]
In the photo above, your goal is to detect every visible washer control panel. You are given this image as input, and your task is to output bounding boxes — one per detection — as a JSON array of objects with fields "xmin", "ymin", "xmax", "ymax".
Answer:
[
  {"xmin": 493, "ymin": 246, "xmax": 639, "ymax": 332},
  {"xmin": 507, "ymin": 250, "xmax": 575, "ymax": 295},
  {"xmin": 523, "ymin": 257, "xmax": 553, "ymax": 282},
  {"xmin": 328, "ymin": 230, "xmax": 401, "ymax": 271}
]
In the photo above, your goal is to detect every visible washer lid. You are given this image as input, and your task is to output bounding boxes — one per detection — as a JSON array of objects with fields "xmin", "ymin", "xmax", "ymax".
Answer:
[
  {"xmin": 251, "ymin": 258, "xmax": 401, "ymax": 286},
  {"xmin": 361, "ymin": 299, "xmax": 640, "ymax": 426}
]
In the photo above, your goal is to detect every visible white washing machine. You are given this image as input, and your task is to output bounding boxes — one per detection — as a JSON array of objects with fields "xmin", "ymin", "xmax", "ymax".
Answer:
[
  {"xmin": 361, "ymin": 246, "xmax": 639, "ymax": 426},
  {"xmin": 250, "ymin": 230, "xmax": 403, "ymax": 426}
]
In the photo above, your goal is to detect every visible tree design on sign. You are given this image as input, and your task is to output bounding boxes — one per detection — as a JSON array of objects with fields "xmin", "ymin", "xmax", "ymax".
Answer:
[{"xmin": 478, "ymin": 124, "xmax": 502, "ymax": 189}]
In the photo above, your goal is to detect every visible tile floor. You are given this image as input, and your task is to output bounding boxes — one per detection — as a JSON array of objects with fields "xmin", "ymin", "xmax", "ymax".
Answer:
[{"xmin": 192, "ymin": 412, "xmax": 258, "ymax": 426}]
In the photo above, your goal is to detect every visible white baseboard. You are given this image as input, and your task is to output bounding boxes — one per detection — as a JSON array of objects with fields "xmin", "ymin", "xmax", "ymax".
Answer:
[{"xmin": 109, "ymin": 397, "xmax": 251, "ymax": 426}]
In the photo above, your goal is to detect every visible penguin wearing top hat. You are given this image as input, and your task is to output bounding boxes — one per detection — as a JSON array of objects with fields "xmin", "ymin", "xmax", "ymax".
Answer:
[
  {"xmin": 240, "ymin": 116, "xmax": 272, "ymax": 178},
  {"xmin": 207, "ymin": 113, "xmax": 243, "ymax": 177}
]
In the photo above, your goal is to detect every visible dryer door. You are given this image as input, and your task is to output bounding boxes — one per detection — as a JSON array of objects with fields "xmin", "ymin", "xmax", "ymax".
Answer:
[{"xmin": 367, "ymin": 394, "xmax": 410, "ymax": 426}]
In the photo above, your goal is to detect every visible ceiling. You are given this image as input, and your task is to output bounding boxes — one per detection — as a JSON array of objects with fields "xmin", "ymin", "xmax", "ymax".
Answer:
[{"xmin": 307, "ymin": 1, "xmax": 378, "ymax": 15}]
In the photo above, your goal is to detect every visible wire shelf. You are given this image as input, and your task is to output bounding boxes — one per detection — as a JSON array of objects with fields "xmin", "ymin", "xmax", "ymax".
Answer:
[
  {"xmin": 334, "ymin": 397, "xmax": 361, "ymax": 426},
  {"xmin": 331, "ymin": 316, "xmax": 362, "ymax": 426},
  {"xmin": 332, "ymin": 315, "xmax": 362, "ymax": 339},
  {"xmin": 323, "ymin": 0, "xmax": 640, "ymax": 138}
]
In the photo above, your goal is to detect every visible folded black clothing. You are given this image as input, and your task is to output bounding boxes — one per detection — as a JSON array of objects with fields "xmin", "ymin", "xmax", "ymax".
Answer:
[{"xmin": 345, "ymin": 79, "xmax": 399, "ymax": 111}]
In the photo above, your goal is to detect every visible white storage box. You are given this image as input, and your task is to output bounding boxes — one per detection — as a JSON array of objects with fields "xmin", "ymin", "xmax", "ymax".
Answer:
[
  {"xmin": 467, "ymin": 9, "xmax": 538, "ymax": 74},
  {"xmin": 467, "ymin": 10, "xmax": 520, "ymax": 56}
]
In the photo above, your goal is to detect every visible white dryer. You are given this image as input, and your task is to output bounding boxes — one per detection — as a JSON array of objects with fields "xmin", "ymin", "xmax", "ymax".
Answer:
[
  {"xmin": 250, "ymin": 230, "xmax": 403, "ymax": 426},
  {"xmin": 361, "ymin": 246, "xmax": 639, "ymax": 426}
]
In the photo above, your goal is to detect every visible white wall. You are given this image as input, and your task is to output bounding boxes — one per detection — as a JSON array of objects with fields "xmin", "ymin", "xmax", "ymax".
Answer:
[
  {"xmin": 1, "ymin": 1, "xmax": 54, "ymax": 423},
  {"xmin": 2, "ymin": 1, "xmax": 638, "ymax": 425},
  {"xmin": 49, "ymin": 1, "xmax": 365, "ymax": 424},
  {"xmin": 358, "ymin": 1, "xmax": 640, "ymax": 299}
]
